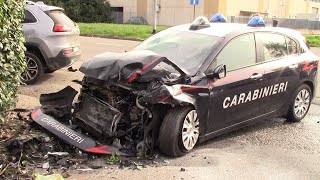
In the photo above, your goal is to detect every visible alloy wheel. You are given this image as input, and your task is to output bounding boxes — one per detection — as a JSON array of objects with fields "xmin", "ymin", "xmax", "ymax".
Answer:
[
  {"xmin": 294, "ymin": 89, "xmax": 310, "ymax": 118},
  {"xmin": 181, "ymin": 110, "xmax": 200, "ymax": 150},
  {"xmin": 22, "ymin": 56, "xmax": 39, "ymax": 81}
]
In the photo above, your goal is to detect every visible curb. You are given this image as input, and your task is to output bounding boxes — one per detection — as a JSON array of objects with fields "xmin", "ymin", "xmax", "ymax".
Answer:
[{"xmin": 80, "ymin": 34, "xmax": 144, "ymax": 42}]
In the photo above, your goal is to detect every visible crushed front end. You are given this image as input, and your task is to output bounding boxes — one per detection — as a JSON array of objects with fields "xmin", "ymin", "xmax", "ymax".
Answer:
[{"xmin": 32, "ymin": 50, "xmax": 199, "ymax": 157}]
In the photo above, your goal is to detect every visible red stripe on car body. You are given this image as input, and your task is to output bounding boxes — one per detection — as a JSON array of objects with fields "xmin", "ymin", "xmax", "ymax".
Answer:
[
  {"xmin": 159, "ymin": 95, "xmax": 172, "ymax": 103},
  {"xmin": 127, "ymin": 57, "xmax": 162, "ymax": 82},
  {"xmin": 302, "ymin": 60, "xmax": 318, "ymax": 71}
]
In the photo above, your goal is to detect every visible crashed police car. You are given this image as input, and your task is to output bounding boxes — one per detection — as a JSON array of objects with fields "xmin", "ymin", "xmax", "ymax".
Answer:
[{"xmin": 31, "ymin": 16, "xmax": 318, "ymax": 157}]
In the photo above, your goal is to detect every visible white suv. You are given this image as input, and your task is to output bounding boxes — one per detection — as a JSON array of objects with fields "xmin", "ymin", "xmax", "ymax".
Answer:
[{"xmin": 23, "ymin": 1, "xmax": 81, "ymax": 84}]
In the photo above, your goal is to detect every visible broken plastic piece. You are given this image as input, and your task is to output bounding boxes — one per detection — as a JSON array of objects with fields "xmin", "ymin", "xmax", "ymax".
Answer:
[
  {"xmin": 31, "ymin": 107, "xmax": 133, "ymax": 156},
  {"xmin": 40, "ymin": 86, "xmax": 78, "ymax": 118}
]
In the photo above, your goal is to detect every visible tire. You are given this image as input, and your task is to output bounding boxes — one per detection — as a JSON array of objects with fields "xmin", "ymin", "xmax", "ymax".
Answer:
[
  {"xmin": 45, "ymin": 69, "xmax": 55, "ymax": 73},
  {"xmin": 286, "ymin": 84, "xmax": 312, "ymax": 122},
  {"xmin": 22, "ymin": 52, "xmax": 44, "ymax": 84},
  {"xmin": 159, "ymin": 106, "xmax": 200, "ymax": 157}
]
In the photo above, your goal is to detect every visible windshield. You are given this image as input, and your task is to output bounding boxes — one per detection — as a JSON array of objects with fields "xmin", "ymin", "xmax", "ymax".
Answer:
[{"xmin": 132, "ymin": 29, "xmax": 221, "ymax": 75}]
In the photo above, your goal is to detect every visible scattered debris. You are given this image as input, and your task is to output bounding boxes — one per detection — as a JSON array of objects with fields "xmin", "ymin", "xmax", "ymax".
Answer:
[
  {"xmin": 0, "ymin": 110, "xmax": 90, "ymax": 178},
  {"xmin": 47, "ymin": 152, "xmax": 70, "ymax": 156},
  {"xmin": 180, "ymin": 168, "xmax": 186, "ymax": 172},
  {"xmin": 35, "ymin": 173, "xmax": 64, "ymax": 180},
  {"xmin": 42, "ymin": 162, "xmax": 50, "ymax": 169},
  {"xmin": 1, "ymin": 107, "xmax": 171, "ymax": 178},
  {"xmin": 67, "ymin": 66, "xmax": 78, "ymax": 72},
  {"xmin": 76, "ymin": 168, "xmax": 93, "ymax": 172},
  {"xmin": 56, "ymin": 159, "xmax": 68, "ymax": 167}
]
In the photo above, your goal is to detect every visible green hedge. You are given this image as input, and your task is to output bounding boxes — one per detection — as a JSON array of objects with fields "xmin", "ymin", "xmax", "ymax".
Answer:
[
  {"xmin": 0, "ymin": 0, "xmax": 26, "ymax": 121},
  {"xmin": 305, "ymin": 35, "xmax": 320, "ymax": 47}
]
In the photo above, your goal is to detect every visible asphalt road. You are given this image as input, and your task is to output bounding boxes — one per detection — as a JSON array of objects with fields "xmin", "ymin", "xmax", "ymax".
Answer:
[{"xmin": 17, "ymin": 37, "xmax": 320, "ymax": 179}]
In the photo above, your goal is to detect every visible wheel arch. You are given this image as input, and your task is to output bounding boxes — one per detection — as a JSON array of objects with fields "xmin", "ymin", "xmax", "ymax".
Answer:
[
  {"xmin": 303, "ymin": 80, "xmax": 314, "ymax": 97},
  {"xmin": 25, "ymin": 44, "xmax": 48, "ymax": 69}
]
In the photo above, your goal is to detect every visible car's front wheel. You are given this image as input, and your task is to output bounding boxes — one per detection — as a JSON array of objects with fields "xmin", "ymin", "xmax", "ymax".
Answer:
[
  {"xmin": 22, "ymin": 52, "xmax": 44, "ymax": 84},
  {"xmin": 159, "ymin": 106, "xmax": 200, "ymax": 157},
  {"xmin": 286, "ymin": 84, "xmax": 312, "ymax": 122}
]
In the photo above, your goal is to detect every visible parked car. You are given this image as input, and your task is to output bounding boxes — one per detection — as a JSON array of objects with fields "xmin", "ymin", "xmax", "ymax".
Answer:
[
  {"xmin": 125, "ymin": 16, "xmax": 148, "ymax": 25},
  {"xmin": 31, "ymin": 17, "xmax": 318, "ymax": 157},
  {"xmin": 23, "ymin": 1, "xmax": 81, "ymax": 84}
]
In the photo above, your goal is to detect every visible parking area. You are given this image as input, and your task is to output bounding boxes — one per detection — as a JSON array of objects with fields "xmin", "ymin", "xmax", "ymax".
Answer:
[{"xmin": 17, "ymin": 37, "xmax": 320, "ymax": 179}]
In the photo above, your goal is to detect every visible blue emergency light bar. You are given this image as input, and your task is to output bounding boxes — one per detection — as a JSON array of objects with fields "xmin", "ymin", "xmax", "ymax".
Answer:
[
  {"xmin": 210, "ymin": 13, "xmax": 227, "ymax": 23},
  {"xmin": 248, "ymin": 16, "xmax": 266, "ymax": 27}
]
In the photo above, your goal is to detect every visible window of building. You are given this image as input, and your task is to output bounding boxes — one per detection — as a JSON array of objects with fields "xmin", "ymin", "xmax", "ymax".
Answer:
[
  {"xmin": 23, "ymin": 10, "xmax": 37, "ymax": 23},
  {"xmin": 312, "ymin": 7, "xmax": 319, "ymax": 14},
  {"xmin": 256, "ymin": 33, "xmax": 288, "ymax": 61},
  {"xmin": 216, "ymin": 33, "xmax": 256, "ymax": 71}
]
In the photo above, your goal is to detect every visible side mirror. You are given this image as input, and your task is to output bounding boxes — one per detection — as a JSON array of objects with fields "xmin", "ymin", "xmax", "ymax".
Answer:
[{"xmin": 206, "ymin": 64, "xmax": 226, "ymax": 79}]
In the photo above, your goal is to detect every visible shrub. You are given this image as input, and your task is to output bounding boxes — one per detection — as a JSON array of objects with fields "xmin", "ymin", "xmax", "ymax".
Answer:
[
  {"xmin": 0, "ymin": 0, "xmax": 27, "ymax": 121},
  {"xmin": 305, "ymin": 35, "xmax": 320, "ymax": 47},
  {"xmin": 34, "ymin": 0, "xmax": 112, "ymax": 23}
]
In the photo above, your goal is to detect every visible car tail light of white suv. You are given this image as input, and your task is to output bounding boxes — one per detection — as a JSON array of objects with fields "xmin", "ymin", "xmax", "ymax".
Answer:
[{"xmin": 53, "ymin": 24, "xmax": 72, "ymax": 32}]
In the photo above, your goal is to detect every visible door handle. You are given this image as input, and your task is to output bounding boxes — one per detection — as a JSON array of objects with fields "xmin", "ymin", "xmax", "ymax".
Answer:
[
  {"xmin": 250, "ymin": 73, "xmax": 263, "ymax": 79},
  {"xmin": 289, "ymin": 64, "xmax": 298, "ymax": 69}
]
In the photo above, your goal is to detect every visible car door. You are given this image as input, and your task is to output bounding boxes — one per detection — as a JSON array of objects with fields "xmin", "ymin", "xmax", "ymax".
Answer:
[
  {"xmin": 255, "ymin": 32, "xmax": 301, "ymax": 115},
  {"xmin": 206, "ymin": 33, "xmax": 266, "ymax": 132}
]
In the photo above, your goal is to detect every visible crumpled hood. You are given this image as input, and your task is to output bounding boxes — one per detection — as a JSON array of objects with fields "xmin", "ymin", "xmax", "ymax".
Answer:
[{"xmin": 80, "ymin": 50, "xmax": 187, "ymax": 82}]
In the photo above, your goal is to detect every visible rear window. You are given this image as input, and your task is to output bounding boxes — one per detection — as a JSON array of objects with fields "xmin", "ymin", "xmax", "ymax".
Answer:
[
  {"xmin": 47, "ymin": 10, "xmax": 74, "ymax": 27},
  {"xmin": 256, "ymin": 33, "xmax": 288, "ymax": 61},
  {"xmin": 24, "ymin": 10, "xmax": 37, "ymax": 23}
]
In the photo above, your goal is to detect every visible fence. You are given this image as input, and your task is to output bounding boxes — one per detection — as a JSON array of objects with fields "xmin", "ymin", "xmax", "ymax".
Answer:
[
  {"xmin": 110, "ymin": 11, "xmax": 320, "ymax": 30},
  {"xmin": 227, "ymin": 16, "xmax": 320, "ymax": 30}
]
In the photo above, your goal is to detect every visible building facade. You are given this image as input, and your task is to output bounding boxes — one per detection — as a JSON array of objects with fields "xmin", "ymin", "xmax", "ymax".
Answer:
[{"xmin": 108, "ymin": 0, "xmax": 320, "ymax": 26}]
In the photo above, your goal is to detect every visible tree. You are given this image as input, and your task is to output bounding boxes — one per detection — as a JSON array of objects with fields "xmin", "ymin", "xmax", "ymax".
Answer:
[
  {"xmin": 32, "ymin": 0, "xmax": 112, "ymax": 23},
  {"xmin": 0, "ymin": 0, "xmax": 27, "ymax": 121}
]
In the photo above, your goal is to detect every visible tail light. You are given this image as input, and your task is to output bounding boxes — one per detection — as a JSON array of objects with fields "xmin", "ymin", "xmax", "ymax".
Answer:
[
  {"xmin": 53, "ymin": 24, "xmax": 72, "ymax": 32},
  {"xmin": 63, "ymin": 49, "xmax": 74, "ymax": 55}
]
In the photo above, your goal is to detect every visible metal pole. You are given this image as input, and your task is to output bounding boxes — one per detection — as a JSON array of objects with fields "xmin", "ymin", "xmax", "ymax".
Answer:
[
  {"xmin": 152, "ymin": 0, "xmax": 157, "ymax": 34},
  {"xmin": 193, "ymin": 5, "xmax": 195, "ymax": 20}
]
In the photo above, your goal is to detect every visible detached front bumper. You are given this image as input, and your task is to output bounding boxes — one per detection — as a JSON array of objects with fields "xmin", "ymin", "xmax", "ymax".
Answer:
[{"xmin": 31, "ymin": 107, "xmax": 131, "ymax": 156}]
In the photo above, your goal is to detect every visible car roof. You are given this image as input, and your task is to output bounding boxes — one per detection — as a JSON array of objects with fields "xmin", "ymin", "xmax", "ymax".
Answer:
[
  {"xmin": 168, "ymin": 23, "xmax": 304, "ymax": 40},
  {"xmin": 26, "ymin": 0, "xmax": 63, "ymax": 12}
]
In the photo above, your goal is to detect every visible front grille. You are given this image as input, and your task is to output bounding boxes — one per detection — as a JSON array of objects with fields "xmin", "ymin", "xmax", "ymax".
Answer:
[{"xmin": 76, "ymin": 93, "xmax": 122, "ymax": 137}]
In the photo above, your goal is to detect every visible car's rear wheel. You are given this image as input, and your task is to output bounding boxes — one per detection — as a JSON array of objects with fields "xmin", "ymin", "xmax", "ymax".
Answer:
[
  {"xmin": 22, "ymin": 52, "xmax": 44, "ymax": 84},
  {"xmin": 159, "ymin": 106, "xmax": 200, "ymax": 157},
  {"xmin": 286, "ymin": 84, "xmax": 312, "ymax": 122}
]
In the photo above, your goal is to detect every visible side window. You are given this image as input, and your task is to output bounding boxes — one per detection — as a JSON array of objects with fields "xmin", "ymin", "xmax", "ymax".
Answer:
[
  {"xmin": 216, "ymin": 33, "xmax": 256, "ymax": 71},
  {"xmin": 256, "ymin": 33, "xmax": 287, "ymax": 61},
  {"xmin": 286, "ymin": 37, "xmax": 298, "ymax": 55},
  {"xmin": 23, "ymin": 10, "xmax": 37, "ymax": 23}
]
